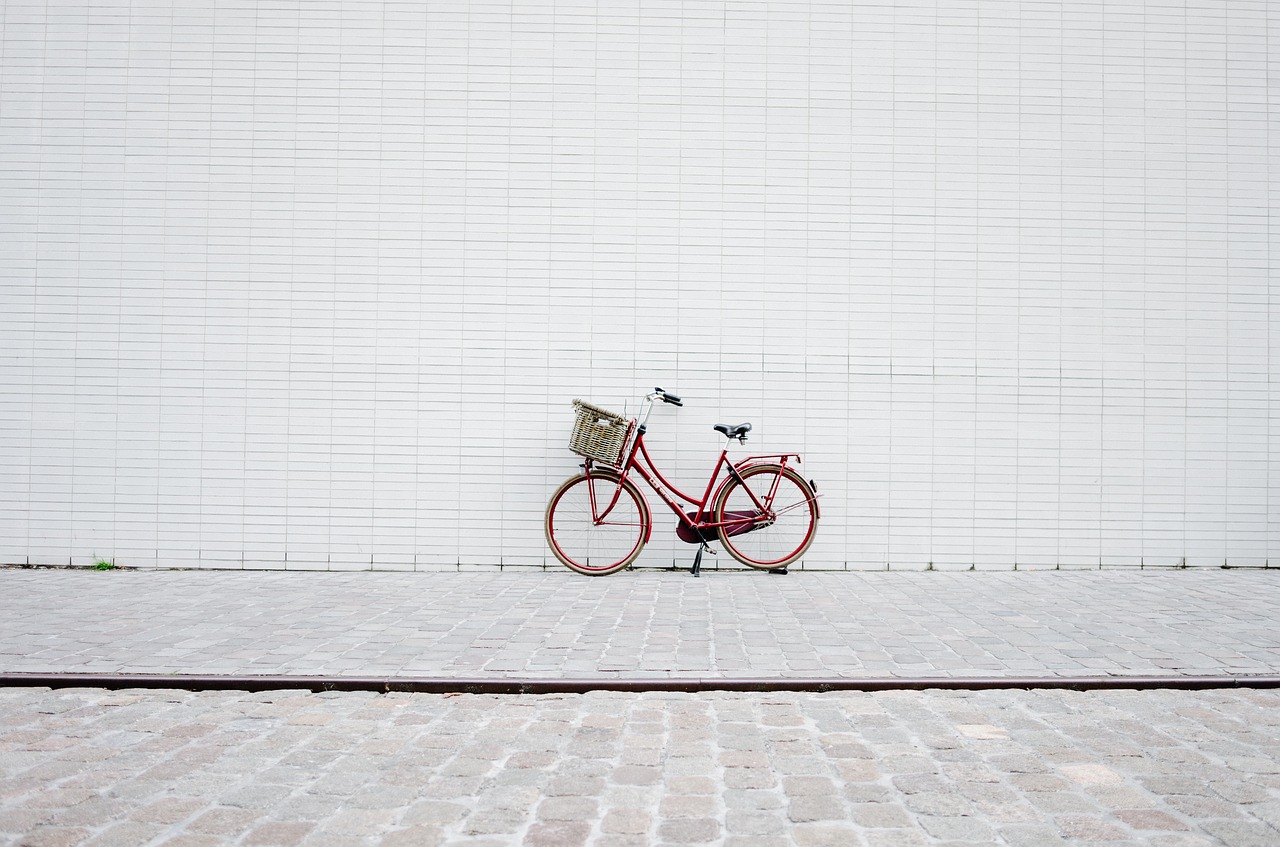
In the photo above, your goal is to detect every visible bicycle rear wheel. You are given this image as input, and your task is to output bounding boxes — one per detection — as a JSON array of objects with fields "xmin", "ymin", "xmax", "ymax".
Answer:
[
  {"xmin": 545, "ymin": 472, "xmax": 650, "ymax": 575},
  {"xmin": 714, "ymin": 464, "xmax": 818, "ymax": 569}
]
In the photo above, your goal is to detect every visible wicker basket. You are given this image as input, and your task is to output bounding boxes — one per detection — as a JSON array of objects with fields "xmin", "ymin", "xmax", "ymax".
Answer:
[{"xmin": 568, "ymin": 400, "xmax": 629, "ymax": 465}]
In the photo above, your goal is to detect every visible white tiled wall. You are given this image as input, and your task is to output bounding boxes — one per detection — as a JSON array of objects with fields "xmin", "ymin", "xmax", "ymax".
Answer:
[{"xmin": 2, "ymin": 1, "xmax": 1276, "ymax": 571}]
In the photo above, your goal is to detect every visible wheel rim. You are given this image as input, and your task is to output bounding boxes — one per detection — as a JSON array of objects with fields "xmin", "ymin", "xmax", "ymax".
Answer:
[
  {"xmin": 718, "ymin": 467, "xmax": 816, "ymax": 568},
  {"xmin": 547, "ymin": 475, "xmax": 647, "ymax": 573}
]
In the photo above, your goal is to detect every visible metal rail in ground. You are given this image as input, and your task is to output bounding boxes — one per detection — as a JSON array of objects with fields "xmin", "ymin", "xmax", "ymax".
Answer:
[{"xmin": 3, "ymin": 673, "xmax": 1279, "ymax": 695}]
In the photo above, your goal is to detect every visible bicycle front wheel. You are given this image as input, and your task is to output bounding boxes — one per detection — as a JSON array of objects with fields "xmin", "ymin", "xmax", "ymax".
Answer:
[
  {"xmin": 545, "ymin": 472, "xmax": 650, "ymax": 575},
  {"xmin": 714, "ymin": 464, "xmax": 818, "ymax": 569}
]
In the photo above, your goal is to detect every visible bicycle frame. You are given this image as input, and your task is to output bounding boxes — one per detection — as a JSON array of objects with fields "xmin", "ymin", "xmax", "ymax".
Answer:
[{"xmin": 583, "ymin": 421, "xmax": 805, "ymax": 544}]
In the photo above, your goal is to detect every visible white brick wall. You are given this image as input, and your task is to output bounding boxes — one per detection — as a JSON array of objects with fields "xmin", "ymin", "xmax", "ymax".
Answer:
[{"xmin": 1, "ymin": 0, "xmax": 1276, "ymax": 571}]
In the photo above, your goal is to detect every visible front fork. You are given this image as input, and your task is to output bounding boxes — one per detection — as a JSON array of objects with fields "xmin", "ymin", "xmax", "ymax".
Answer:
[{"xmin": 582, "ymin": 460, "xmax": 628, "ymax": 524}]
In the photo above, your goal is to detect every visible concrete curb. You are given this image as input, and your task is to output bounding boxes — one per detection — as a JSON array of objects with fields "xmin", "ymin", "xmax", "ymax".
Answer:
[{"xmin": 4, "ymin": 673, "xmax": 1280, "ymax": 694}]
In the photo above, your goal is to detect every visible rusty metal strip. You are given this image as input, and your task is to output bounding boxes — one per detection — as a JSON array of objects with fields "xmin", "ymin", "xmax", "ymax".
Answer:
[{"xmin": 3, "ymin": 673, "xmax": 1279, "ymax": 694}]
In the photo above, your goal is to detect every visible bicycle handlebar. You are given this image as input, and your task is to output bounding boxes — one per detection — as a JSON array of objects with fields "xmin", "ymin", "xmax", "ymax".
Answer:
[
  {"xmin": 655, "ymin": 387, "xmax": 683, "ymax": 406},
  {"xmin": 636, "ymin": 387, "xmax": 682, "ymax": 432}
]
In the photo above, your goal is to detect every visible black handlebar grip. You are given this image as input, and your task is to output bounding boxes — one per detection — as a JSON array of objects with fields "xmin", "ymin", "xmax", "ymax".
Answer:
[{"xmin": 654, "ymin": 386, "xmax": 683, "ymax": 406}]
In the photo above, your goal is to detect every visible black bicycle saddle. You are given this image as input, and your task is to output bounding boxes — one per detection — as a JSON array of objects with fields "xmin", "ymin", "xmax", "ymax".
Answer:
[{"xmin": 714, "ymin": 422, "xmax": 752, "ymax": 440}]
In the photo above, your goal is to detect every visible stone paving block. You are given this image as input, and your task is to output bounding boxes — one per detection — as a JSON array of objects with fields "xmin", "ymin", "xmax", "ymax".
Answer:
[
  {"xmin": 1144, "ymin": 837, "xmax": 1220, "ymax": 847},
  {"xmin": 791, "ymin": 823, "xmax": 866, "ymax": 846},
  {"xmin": 724, "ymin": 837, "xmax": 790, "ymax": 847},
  {"xmin": 0, "ymin": 808, "xmax": 53, "ymax": 834},
  {"xmin": 656, "ymin": 817, "xmax": 720, "ymax": 843},
  {"xmin": 155, "ymin": 836, "xmax": 223, "ymax": 847},
  {"xmin": 610, "ymin": 765, "xmax": 661, "ymax": 786},
  {"xmin": 594, "ymin": 836, "xmax": 648, "ymax": 847},
  {"xmin": 601, "ymin": 808, "xmax": 650, "ymax": 834},
  {"xmin": 851, "ymin": 802, "xmax": 914, "ymax": 828},
  {"xmin": 997, "ymin": 823, "xmax": 1071, "ymax": 846},
  {"xmin": 460, "ymin": 807, "xmax": 525, "ymax": 836},
  {"xmin": 917, "ymin": 813, "xmax": 995, "ymax": 841},
  {"xmin": 860, "ymin": 828, "xmax": 930, "ymax": 846},
  {"xmin": 1115, "ymin": 808, "xmax": 1193, "ymax": 831},
  {"xmin": 723, "ymin": 767, "xmax": 776, "ymax": 789},
  {"xmin": 722, "ymin": 788, "xmax": 783, "ymax": 812},
  {"xmin": 658, "ymin": 794, "xmax": 716, "ymax": 818},
  {"xmin": 787, "ymin": 795, "xmax": 847, "ymax": 822},
  {"xmin": 130, "ymin": 796, "xmax": 205, "ymax": 825},
  {"xmin": 1055, "ymin": 814, "xmax": 1136, "ymax": 841},
  {"xmin": 1166, "ymin": 794, "xmax": 1244, "ymax": 819},
  {"xmin": 726, "ymin": 808, "xmax": 788, "ymax": 836},
  {"xmin": 377, "ymin": 824, "xmax": 443, "ymax": 847},
  {"xmin": 185, "ymin": 806, "xmax": 262, "ymax": 835},
  {"xmin": 239, "ymin": 821, "xmax": 318, "ymax": 846},
  {"xmin": 782, "ymin": 775, "xmax": 839, "ymax": 796},
  {"xmin": 1199, "ymin": 818, "xmax": 1280, "ymax": 847},
  {"xmin": 535, "ymin": 796, "xmax": 597, "ymax": 822},
  {"xmin": 13, "ymin": 826, "xmax": 92, "ymax": 847},
  {"xmin": 834, "ymin": 759, "xmax": 880, "ymax": 782}
]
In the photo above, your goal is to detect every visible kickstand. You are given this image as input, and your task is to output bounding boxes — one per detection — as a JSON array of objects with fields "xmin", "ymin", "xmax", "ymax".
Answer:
[{"xmin": 691, "ymin": 542, "xmax": 714, "ymax": 577}]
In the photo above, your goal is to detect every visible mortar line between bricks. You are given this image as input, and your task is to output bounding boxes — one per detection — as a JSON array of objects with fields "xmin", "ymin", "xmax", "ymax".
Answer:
[{"xmin": 3, "ymin": 672, "xmax": 1280, "ymax": 694}]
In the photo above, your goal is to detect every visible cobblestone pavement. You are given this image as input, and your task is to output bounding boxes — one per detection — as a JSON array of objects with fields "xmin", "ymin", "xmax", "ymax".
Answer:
[
  {"xmin": 1, "ymin": 570, "xmax": 1277, "ymax": 681},
  {"xmin": 2, "ymin": 685, "xmax": 1277, "ymax": 847}
]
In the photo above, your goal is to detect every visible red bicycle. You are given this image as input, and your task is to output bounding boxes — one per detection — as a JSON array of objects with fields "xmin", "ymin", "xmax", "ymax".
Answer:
[{"xmin": 545, "ymin": 388, "xmax": 820, "ymax": 576}]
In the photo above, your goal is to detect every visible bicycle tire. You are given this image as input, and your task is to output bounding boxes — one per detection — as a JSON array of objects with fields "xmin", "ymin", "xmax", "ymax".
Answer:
[
  {"xmin": 714, "ymin": 464, "xmax": 818, "ymax": 569},
  {"xmin": 545, "ymin": 471, "xmax": 650, "ymax": 575}
]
